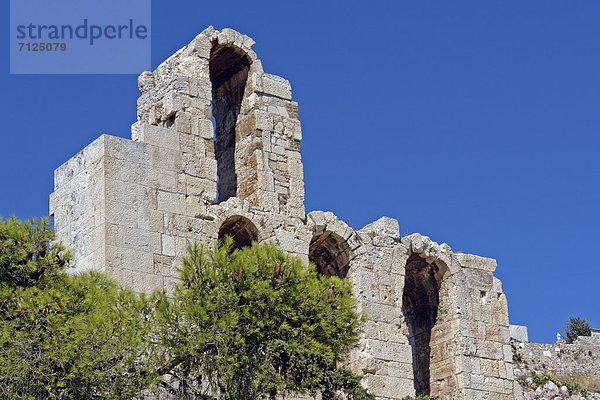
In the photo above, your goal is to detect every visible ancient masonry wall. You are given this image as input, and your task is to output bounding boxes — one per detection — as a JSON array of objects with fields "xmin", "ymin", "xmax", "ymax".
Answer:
[
  {"xmin": 513, "ymin": 337, "xmax": 600, "ymax": 382},
  {"xmin": 50, "ymin": 27, "xmax": 519, "ymax": 399}
]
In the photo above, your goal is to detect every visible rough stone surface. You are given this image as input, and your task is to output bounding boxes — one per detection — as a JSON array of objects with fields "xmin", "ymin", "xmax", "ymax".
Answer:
[
  {"xmin": 50, "ymin": 27, "xmax": 518, "ymax": 399},
  {"xmin": 511, "ymin": 324, "xmax": 530, "ymax": 343},
  {"xmin": 514, "ymin": 336, "xmax": 600, "ymax": 382},
  {"xmin": 521, "ymin": 380, "xmax": 600, "ymax": 400}
]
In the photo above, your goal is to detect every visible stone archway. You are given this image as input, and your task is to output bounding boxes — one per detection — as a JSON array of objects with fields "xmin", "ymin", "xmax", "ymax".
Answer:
[
  {"xmin": 309, "ymin": 231, "xmax": 351, "ymax": 278},
  {"xmin": 402, "ymin": 254, "xmax": 445, "ymax": 395},
  {"xmin": 218, "ymin": 215, "xmax": 259, "ymax": 250},
  {"xmin": 209, "ymin": 42, "xmax": 252, "ymax": 203},
  {"xmin": 400, "ymin": 234, "xmax": 457, "ymax": 397}
]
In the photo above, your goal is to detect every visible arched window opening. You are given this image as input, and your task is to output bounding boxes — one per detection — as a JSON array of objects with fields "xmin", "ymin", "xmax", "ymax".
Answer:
[
  {"xmin": 218, "ymin": 216, "xmax": 258, "ymax": 250},
  {"xmin": 209, "ymin": 44, "xmax": 251, "ymax": 204},
  {"xmin": 309, "ymin": 232, "xmax": 350, "ymax": 278},
  {"xmin": 402, "ymin": 254, "xmax": 444, "ymax": 396}
]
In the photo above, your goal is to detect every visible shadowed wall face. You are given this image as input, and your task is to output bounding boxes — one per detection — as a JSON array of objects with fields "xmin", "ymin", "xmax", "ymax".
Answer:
[
  {"xmin": 210, "ymin": 44, "xmax": 250, "ymax": 203},
  {"xmin": 402, "ymin": 254, "xmax": 442, "ymax": 395},
  {"xmin": 218, "ymin": 215, "xmax": 258, "ymax": 250},
  {"xmin": 309, "ymin": 232, "xmax": 350, "ymax": 278}
]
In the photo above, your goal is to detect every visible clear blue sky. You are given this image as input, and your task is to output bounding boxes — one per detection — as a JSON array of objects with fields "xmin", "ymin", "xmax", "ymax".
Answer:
[{"xmin": 2, "ymin": 1, "xmax": 599, "ymax": 344}]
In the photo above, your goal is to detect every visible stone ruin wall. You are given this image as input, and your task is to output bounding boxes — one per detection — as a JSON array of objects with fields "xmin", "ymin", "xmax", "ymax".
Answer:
[
  {"xmin": 49, "ymin": 27, "xmax": 520, "ymax": 399},
  {"xmin": 513, "ymin": 337, "xmax": 600, "ymax": 384}
]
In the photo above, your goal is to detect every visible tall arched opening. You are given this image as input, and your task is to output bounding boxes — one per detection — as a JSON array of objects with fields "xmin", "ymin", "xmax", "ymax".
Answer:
[
  {"xmin": 402, "ymin": 253, "xmax": 446, "ymax": 396},
  {"xmin": 209, "ymin": 43, "xmax": 251, "ymax": 203},
  {"xmin": 308, "ymin": 231, "xmax": 350, "ymax": 278},
  {"xmin": 218, "ymin": 216, "xmax": 258, "ymax": 250}
]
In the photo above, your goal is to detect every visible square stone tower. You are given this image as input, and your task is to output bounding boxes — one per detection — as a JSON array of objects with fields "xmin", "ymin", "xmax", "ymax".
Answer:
[{"xmin": 50, "ymin": 27, "xmax": 520, "ymax": 400}]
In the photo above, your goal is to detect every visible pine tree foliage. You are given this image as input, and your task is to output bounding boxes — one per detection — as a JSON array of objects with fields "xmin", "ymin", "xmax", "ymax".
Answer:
[
  {"xmin": 0, "ymin": 216, "xmax": 69, "ymax": 287},
  {"xmin": 0, "ymin": 217, "xmax": 373, "ymax": 399},
  {"xmin": 151, "ymin": 238, "xmax": 373, "ymax": 400},
  {"xmin": 0, "ymin": 217, "xmax": 153, "ymax": 399}
]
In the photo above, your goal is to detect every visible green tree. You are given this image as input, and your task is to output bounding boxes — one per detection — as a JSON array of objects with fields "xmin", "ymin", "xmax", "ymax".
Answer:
[
  {"xmin": 564, "ymin": 317, "xmax": 591, "ymax": 344},
  {"xmin": 0, "ymin": 216, "xmax": 69, "ymax": 287},
  {"xmin": 0, "ymin": 217, "xmax": 372, "ymax": 399},
  {"xmin": 0, "ymin": 217, "xmax": 154, "ymax": 399},
  {"xmin": 151, "ymin": 238, "xmax": 373, "ymax": 400}
]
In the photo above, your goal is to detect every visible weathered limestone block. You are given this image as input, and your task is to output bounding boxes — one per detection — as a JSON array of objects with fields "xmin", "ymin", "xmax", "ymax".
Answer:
[
  {"xmin": 261, "ymin": 74, "xmax": 292, "ymax": 100},
  {"xmin": 456, "ymin": 252, "xmax": 497, "ymax": 273},
  {"xmin": 509, "ymin": 325, "xmax": 529, "ymax": 343},
  {"xmin": 360, "ymin": 216, "xmax": 400, "ymax": 240},
  {"xmin": 136, "ymin": 124, "xmax": 180, "ymax": 150},
  {"xmin": 363, "ymin": 374, "xmax": 414, "ymax": 399}
]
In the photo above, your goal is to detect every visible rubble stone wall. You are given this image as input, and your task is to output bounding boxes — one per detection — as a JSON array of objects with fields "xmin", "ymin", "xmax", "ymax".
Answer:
[
  {"xmin": 50, "ymin": 27, "xmax": 518, "ymax": 400},
  {"xmin": 514, "ymin": 337, "xmax": 600, "ymax": 381}
]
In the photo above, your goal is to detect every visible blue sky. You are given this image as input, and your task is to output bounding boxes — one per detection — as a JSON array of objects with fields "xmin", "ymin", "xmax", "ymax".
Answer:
[{"xmin": 2, "ymin": 1, "xmax": 599, "ymax": 343}]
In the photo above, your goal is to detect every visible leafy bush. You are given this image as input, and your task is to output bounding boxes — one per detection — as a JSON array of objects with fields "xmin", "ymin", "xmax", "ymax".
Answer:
[
  {"xmin": 561, "ymin": 378, "xmax": 584, "ymax": 396},
  {"xmin": 401, "ymin": 395, "xmax": 439, "ymax": 400},
  {"xmin": 564, "ymin": 317, "xmax": 591, "ymax": 344},
  {"xmin": 517, "ymin": 372, "xmax": 587, "ymax": 396}
]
